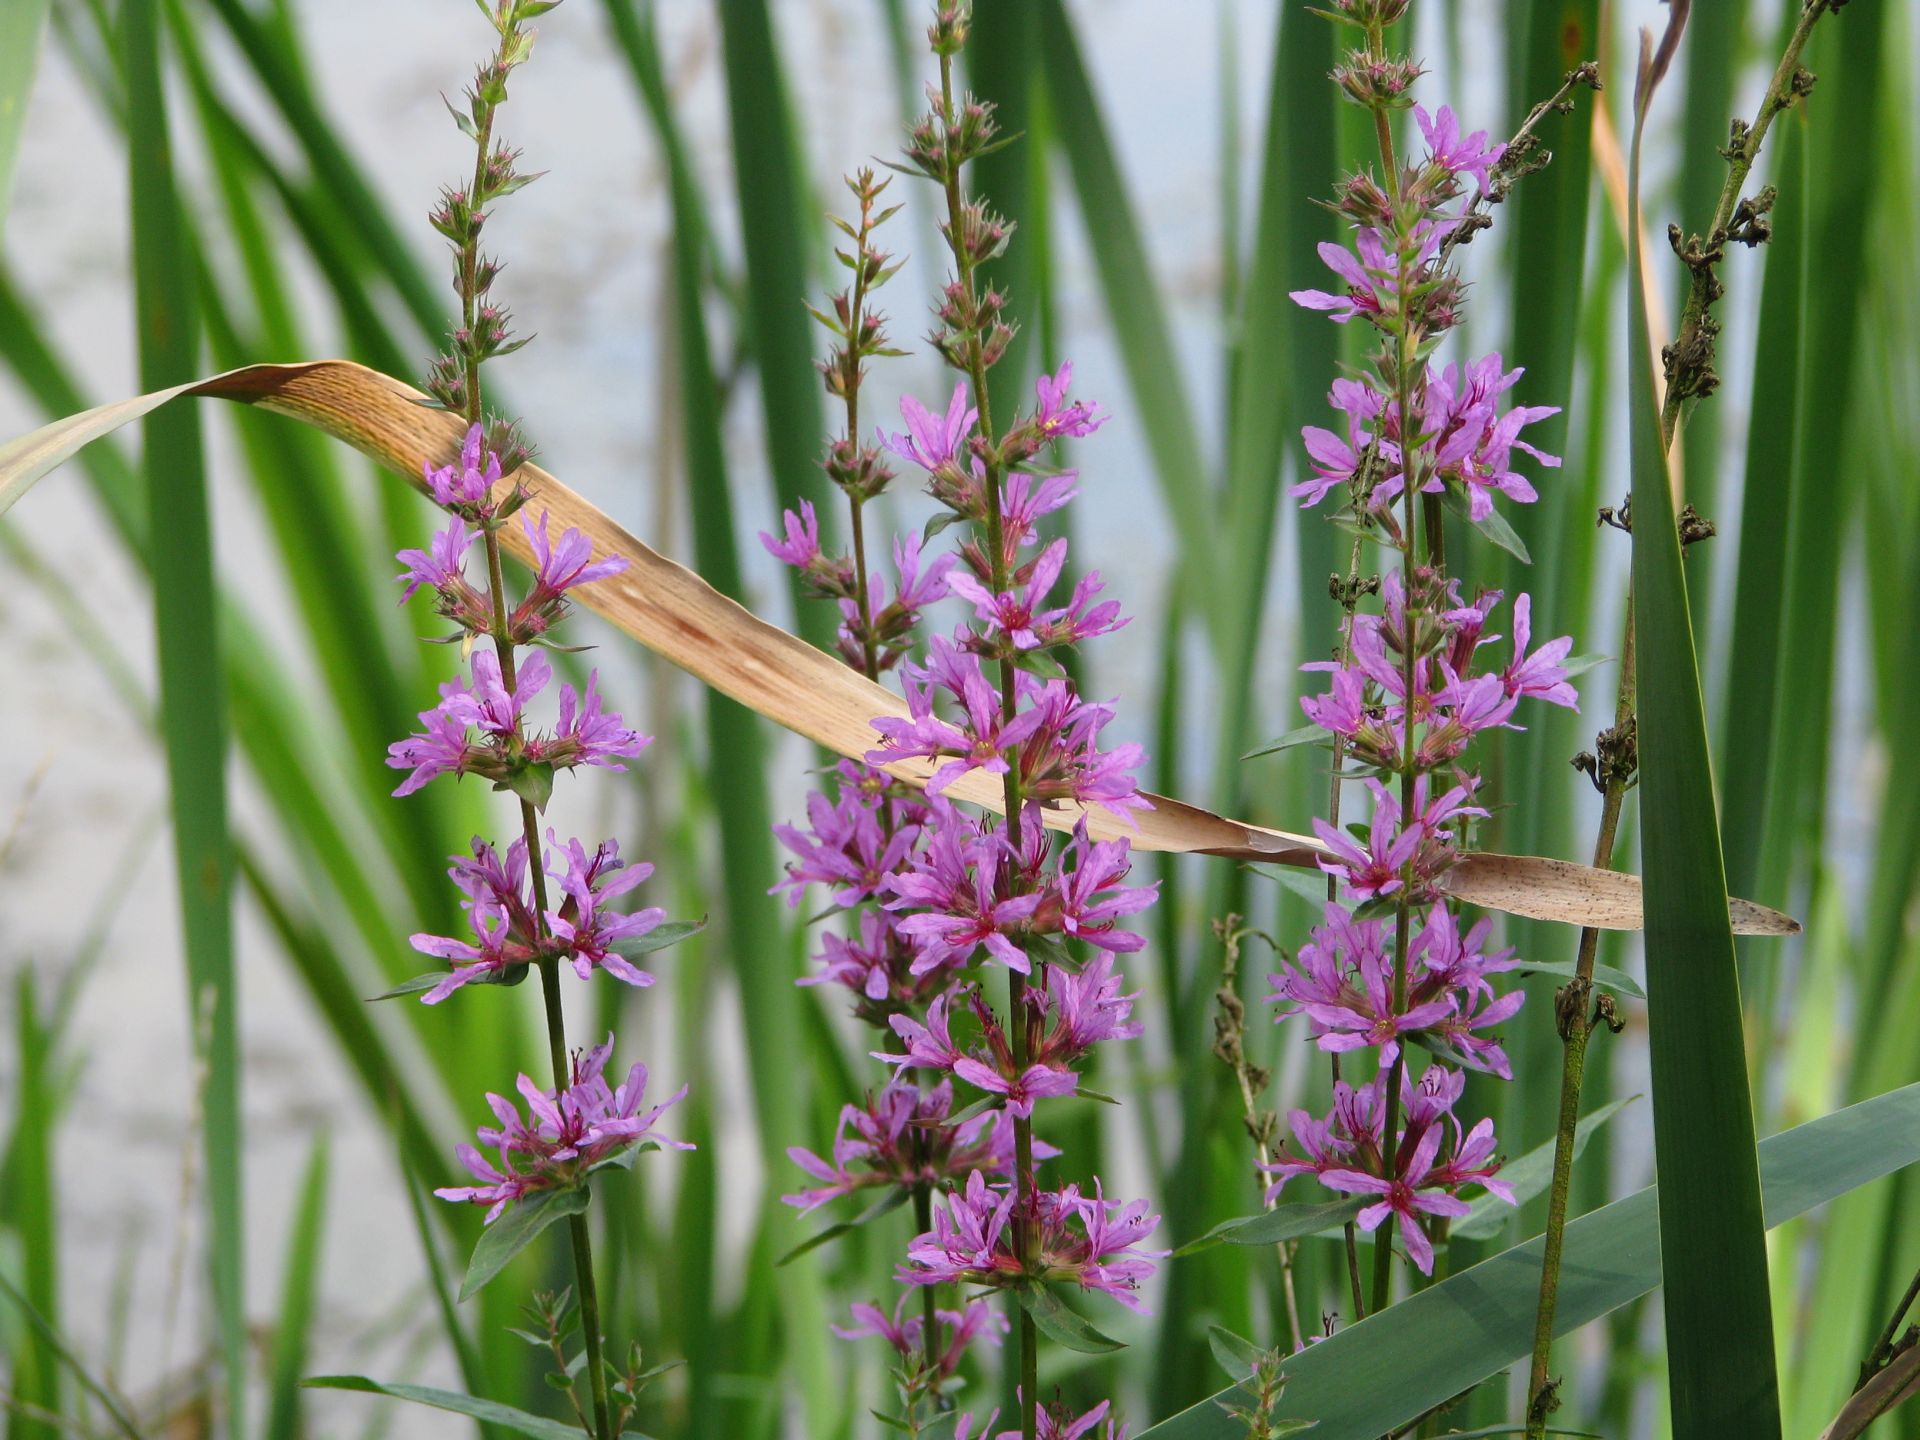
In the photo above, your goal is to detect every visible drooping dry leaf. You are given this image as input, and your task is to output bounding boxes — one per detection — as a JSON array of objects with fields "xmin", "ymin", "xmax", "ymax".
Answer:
[{"xmin": 0, "ymin": 359, "xmax": 1799, "ymax": 936}]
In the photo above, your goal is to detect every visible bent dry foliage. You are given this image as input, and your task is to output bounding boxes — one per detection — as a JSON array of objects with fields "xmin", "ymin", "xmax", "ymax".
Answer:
[
  {"xmin": 1138, "ymin": 1081, "xmax": 1920, "ymax": 1440},
  {"xmin": 0, "ymin": 358, "xmax": 1800, "ymax": 938}
]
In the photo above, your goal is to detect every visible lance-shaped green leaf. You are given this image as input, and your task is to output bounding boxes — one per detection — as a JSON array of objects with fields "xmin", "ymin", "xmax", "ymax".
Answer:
[
  {"xmin": 1626, "ymin": 15, "xmax": 1782, "ymax": 1437},
  {"xmin": 776, "ymin": 1185, "xmax": 913, "ymax": 1267},
  {"xmin": 1016, "ymin": 1283, "xmax": 1126, "ymax": 1355},
  {"xmin": 124, "ymin": 4, "xmax": 246, "ymax": 1431},
  {"xmin": 460, "ymin": 1186, "xmax": 591, "ymax": 1302},
  {"xmin": 305, "ymin": 1375, "xmax": 656, "ymax": 1440}
]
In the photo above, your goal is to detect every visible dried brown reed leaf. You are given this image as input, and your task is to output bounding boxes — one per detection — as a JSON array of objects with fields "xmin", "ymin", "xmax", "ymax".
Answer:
[{"xmin": 0, "ymin": 360, "xmax": 1797, "ymax": 936}]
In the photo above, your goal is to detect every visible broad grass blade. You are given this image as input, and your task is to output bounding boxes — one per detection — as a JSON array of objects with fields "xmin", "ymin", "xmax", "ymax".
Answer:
[
  {"xmin": 612, "ymin": 5, "xmax": 834, "ymax": 1427},
  {"xmin": 1135, "ymin": 1081, "xmax": 1920, "ymax": 1439},
  {"xmin": 1716, "ymin": 104, "xmax": 1807, "ymax": 906},
  {"xmin": 266, "ymin": 1136, "xmax": 331, "ymax": 1440},
  {"xmin": 1032, "ymin": 0, "xmax": 1224, "ymax": 654},
  {"xmin": 0, "ymin": 0, "xmax": 50, "ymax": 225},
  {"xmin": 714, "ymin": 0, "xmax": 839, "ymax": 650},
  {"xmin": 4, "ymin": 975, "xmax": 60, "ymax": 1440},
  {"xmin": 1626, "ymin": 25, "xmax": 1781, "ymax": 1437},
  {"xmin": 123, "ymin": 5, "xmax": 245, "ymax": 1431}
]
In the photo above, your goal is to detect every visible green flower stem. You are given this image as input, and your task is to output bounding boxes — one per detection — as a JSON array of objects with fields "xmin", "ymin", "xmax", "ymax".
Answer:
[
  {"xmin": 936, "ymin": 44, "xmax": 1038, "ymax": 1440},
  {"xmin": 1368, "ymin": 13, "xmax": 1423, "ymax": 1314},
  {"xmin": 1521, "ymin": 608, "xmax": 1635, "ymax": 1438},
  {"xmin": 1660, "ymin": 0, "xmax": 1838, "ymax": 440},
  {"xmin": 1326, "ymin": 529, "xmax": 1370, "ymax": 1322}
]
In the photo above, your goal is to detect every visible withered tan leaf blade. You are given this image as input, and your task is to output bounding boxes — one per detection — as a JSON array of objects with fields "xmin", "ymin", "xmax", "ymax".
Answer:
[{"xmin": 0, "ymin": 359, "xmax": 1798, "ymax": 937}]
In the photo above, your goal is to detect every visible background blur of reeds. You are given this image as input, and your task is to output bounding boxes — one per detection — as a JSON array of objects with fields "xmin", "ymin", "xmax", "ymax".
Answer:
[{"xmin": 1, "ymin": 1, "xmax": 1917, "ymax": 1436}]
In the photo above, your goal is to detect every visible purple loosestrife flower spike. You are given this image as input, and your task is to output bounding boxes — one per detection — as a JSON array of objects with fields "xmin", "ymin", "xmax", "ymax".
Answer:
[
  {"xmin": 1503, "ymin": 594, "xmax": 1579, "ymax": 708},
  {"xmin": 1321, "ymin": 1123, "xmax": 1472, "ymax": 1276},
  {"xmin": 782, "ymin": 1077, "xmax": 1042, "ymax": 1213},
  {"xmin": 544, "ymin": 672, "xmax": 652, "ymax": 773},
  {"xmin": 1414, "ymin": 104, "xmax": 1504, "ymax": 193},
  {"xmin": 387, "ymin": 684, "xmax": 484, "ymax": 796},
  {"xmin": 995, "ymin": 1398, "xmax": 1127, "ymax": 1440},
  {"xmin": 543, "ymin": 834, "xmax": 666, "ymax": 987},
  {"xmin": 830, "ymin": 1293, "xmax": 1009, "ymax": 1385}
]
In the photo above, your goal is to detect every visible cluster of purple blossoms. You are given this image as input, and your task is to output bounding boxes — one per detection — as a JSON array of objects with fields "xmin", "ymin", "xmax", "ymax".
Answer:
[
  {"xmin": 832, "ymin": 1293, "xmax": 1009, "ymax": 1389},
  {"xmin": 406, "ymin": 832, "xmax": 667, "ymax": 1004},
  {"xmin": 1263, "ymin": 1068, "xmax": 1510, "ymax": 1275},
  {"xmin": 783, "ymin": 1078, "xmax": 1042, "ymax": 1214},
  {"xmin": 1265, "ymin": 82, "xmax": 1581, "ymax": 1279},
  {"xmin": 953, "ymin": 1397, "xmax": 1128, "ymax": 1440},
  {"xmin": 899, "ymin": 1172, "xmax": 1166, "ymax": 1314},
  {"xmin": 388, "ymin": 421, "xmax": 688, "ymax": 1217},
  {"xmin": 1298, "ymin": 573, "xmax": 1575, "ymax": 777},
  {"xmin": 435, "ymin": 1036, "xmax": 691, "ymax": 1223},
  {"xmin": 1290, "ymin": 106, "xmax": 1559, "ymax": 526},
  {"xmin": 770, "ymin": 359, "xmax": 1162, "ymax": 1375},
  {"xmin": 1267, "ymin": 901, "xmax": 1522, "ymax": 1077},
  {"xmin": 777, "ymin": 43, "xmax": 1154, "ymax": 1427}
]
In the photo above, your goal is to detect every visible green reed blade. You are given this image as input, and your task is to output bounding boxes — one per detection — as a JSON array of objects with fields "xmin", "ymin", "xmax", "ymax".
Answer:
[
  {"xmin": 4, "ymin": 974, "xmax": 60, "ymax": 1440},
  {"xmin": 176, "ymin": 146, "xmax": 457, "ymax": 931},
  {"xmin": 266, "ymin": 1136, "xmax": 331, "ymax": 1440},
  {"xmin": 1032, "ymin": 0, "xmax": 1225, "ymax": 657},
  {"xmin": 123, "ymin": 5, "xmax": 245, "ymax": 1431},
  {"xmin": 199, "ymin": 0, "xmax": 445, "ymax": 341},
  {"xmin": 1626, "ymin": 50, "xmax": 1780, "ymax": 1438},
  {"xmin": 1139, "ymin": 1082, "xmax": 1920, "ymax": 1439},
  {"xmin": 969, "ymin": 0, "xmax": 1045, "ymax": 416},
  {"xmin": 1483, "ymin": 6, "xmax": 1604, "ymax": 1271},
  {"xmin": 1213, "ymin": 0, "xmax": 1325, "ymax": 792},
  {"xmin": 0, "ymin": 1271, "xmax": 142, "ymax": 1440},
  {"xmin": 1153, "ymin": 5, "xmax": 1340, "ymax": 1408},
  {"xmin": 1857, "ymin": 347, "xmax": 1920, "ymax": 1016},
  {"xmin": 0, "ymin": 0, "xmax": 50, "ymax": 226},
  {"xmin": 612, "ymin": 5, "xmax": 834, "ymax": 1430},
  {"xmin": 714, "ymin": 0, "xmax": 838, "ymax": 648},
  {"xmin": 1715, "ymin": 103, "xmax": 1806, "ymax": 906},
  {"xmin": 1672, "ymin": 0, "xmax": 1745, "ymax": 631},
  {"xmin": 1750, "ymin": 7, "xmax": 1888, "ymax": 932}
]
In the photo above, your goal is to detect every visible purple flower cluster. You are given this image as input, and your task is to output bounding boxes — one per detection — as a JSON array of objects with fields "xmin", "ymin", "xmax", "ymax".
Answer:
[
  {"xmin": 951, "ymin": 1399, "xmax": 1128, "ymax": 1440},
  {"xmin": 831, "ymin": 1293, "xmax": 1008, "ymax": 1389},
  {"xmin": 1263, "ymin": 1068, "xmax": 1510, "ymax": 1274},
  {"xmin": 435, "ymin": 1036, "xmax": 690, "ymax": 1224},
  {"xmin": 771, "ymin": 359, "xmax": 1162, "ymax": 1379},
  {"xmin": 1269, "ymin": 87, "xmax": 1581, "ymax": 1278},
  {"xmin": 783, "ymin": 1078, "xmax": 1040, "ymax": 1214},
  {"xmin": 770, "ymin": 369, "xmax": 1157, "ymax": 1426},
  {"xmin": 899, "ymin": 1172, "xmax": 1165, "ymax": 1313},
  {"xmin": 786, "ymin": 64, "xmax": 1148, "ymax": 1428},
  {"xmin": 386, "ymin": 624, "xmax": 649, "ymax": 797},
  {"xmin": 405, "ymin": 832, "xmax": 665, "ymax": 1003},
  {"xmin": 391, "ymin": 421, "xmax": 688, "ymax": 1220}
]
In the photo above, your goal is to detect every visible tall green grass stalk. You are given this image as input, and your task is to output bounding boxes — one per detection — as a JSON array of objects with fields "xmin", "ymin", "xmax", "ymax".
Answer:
[{"xmin": 123, "ymin": 4, "xmax": 246, "ymax": 1433}]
